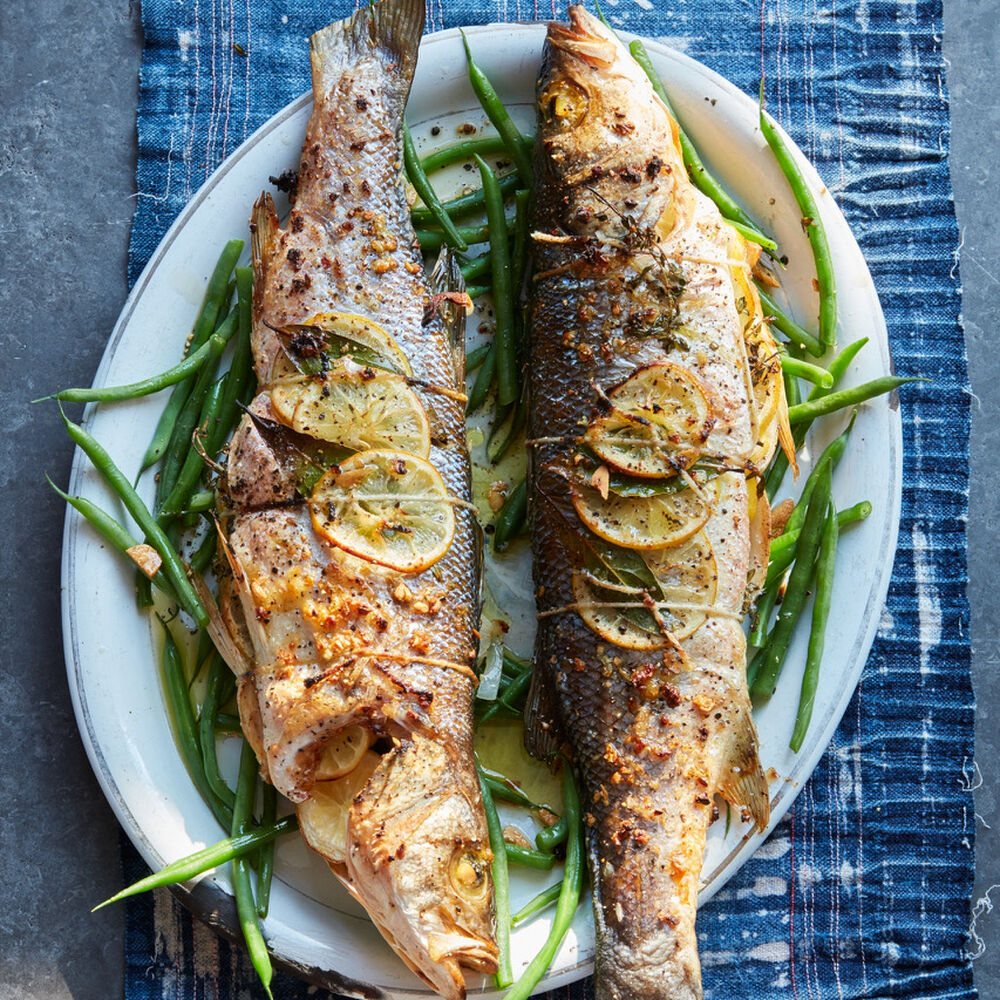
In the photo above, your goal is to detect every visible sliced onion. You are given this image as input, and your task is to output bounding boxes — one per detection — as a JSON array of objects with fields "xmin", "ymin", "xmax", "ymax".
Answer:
[{"xmin": 476, "ymin": 639, "xmax": 504, "ymax": 701}]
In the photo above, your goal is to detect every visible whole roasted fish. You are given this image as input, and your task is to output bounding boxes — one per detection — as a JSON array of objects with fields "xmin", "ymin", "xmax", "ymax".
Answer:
[
  {"xmin": 214, "ymin": 1, "xmax": 497, "ymax": 994},
  {"xmin": 526, "ymin": 10, "xmax": 790, "ymax": 998}
]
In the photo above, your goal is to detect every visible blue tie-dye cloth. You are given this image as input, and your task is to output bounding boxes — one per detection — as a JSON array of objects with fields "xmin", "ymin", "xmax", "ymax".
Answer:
[{"xmin": 122, "ymin": 1, "xmax": 974, "ymax": 997}]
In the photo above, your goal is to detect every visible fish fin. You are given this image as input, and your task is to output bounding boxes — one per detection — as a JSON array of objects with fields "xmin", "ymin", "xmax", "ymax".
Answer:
[
  {"xmin": 251, "ymin": 193, "xmax": 280, "ymax": 280},
  {"xmin": 523, "ymin": 665, "xmax": 565, "ymax": 762},
  {"xmin": 428, "ymin": 247, "xmax": 469, "ymax": 384},
  {"xmin": 310, "ymin": 0, "xmax": 424, "ymax": 119},
  {"xmin": 715, "ymin": 698, "xmax": 770, "ymax": 832}
]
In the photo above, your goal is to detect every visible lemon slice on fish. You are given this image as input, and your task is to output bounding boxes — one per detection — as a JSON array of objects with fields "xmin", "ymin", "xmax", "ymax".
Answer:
[
  {"xmin": 573, "ymin": 532, "xmax": 717, "ymax": 648},
  {"xmin": 572, "ymin": 572, "xmax": 673, "ymax": 650},
  {"xmin": 643, "ymin": 532, "xmax": 718, "ymax": 640},
  {"xmin": 271, "ymin": 360, "xmax": 431, "ymax": 457},
  {"xmin": 571, "ymin": 477, "xmax": 712, "ymax": 551},
  {"xmin": 289, "ymin": 311, "xmax": 413, "ymax": 375},
  {"xmin": 314, "ymin": 725, "xmax": 373, "ymax": 781},
  {"xmin": 310, "ymin": 449, "xmax": 455, "ymax": 572},
  {"xmin": 583, "ymin": 363, "xmax": 713, "ymax": 477},
  {"xmin": 297, "ymin": 749, "xmax": 382, "ymax": 864}
]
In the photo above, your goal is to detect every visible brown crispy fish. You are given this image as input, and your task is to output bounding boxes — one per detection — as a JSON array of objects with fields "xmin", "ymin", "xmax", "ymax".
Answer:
[
  {"xmin": 214, "ymin": 1, "xmax": 497, "ymax": 994},
  {"xmin": 526, "ymin": 9, "xmax": 789, "ymax": 998}
]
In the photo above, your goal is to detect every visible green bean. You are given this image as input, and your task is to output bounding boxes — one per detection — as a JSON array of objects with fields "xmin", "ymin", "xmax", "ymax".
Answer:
[
  {"xmin": 628, "ymin": 40, "xmax": 771, "ymax": 241},
  {"xmin": 765, "ymin": 338, "xmax": 869, "ymax": 498},
  {"xmin": 790, "ymin": 501, "xmax": 839, "ymax": 751},
  {"xmin": 420, "ymin": 135, "xmax": 509, "ymax": 174},
  {"xmin": 487, "ymin": 402, "xmax": 526, "ymax": 464},
  {"xmin": 466, "ymin": 341, "xmax": 496, "ymax": 412},
  {"xmin": 787, "ymin": 376, "xmax": 919, "ymax": 425},
  {"xmin": 461, "ymin": 33, "xmax": 532, "ymax": 186},
  {"xmin": 403, "ymin": 121, "xmax": 469, "ymax": 250},
  {"xmin": 417, "ymin": 224, "xmax": 489, "ymax": 253},
  {"xmin": 503, "ymin": 765, "xmax": 583, "ymax": 1000},
  {"xmin": 215, "ymin": 712, "xmax": 243, "ymax": 734},
  {"xmin": 505, "ymin": 843, "xmax": 555, "ymax": 870},
  {"xmin": 256, "ymin": 782, "xmax": 278, "ymax": 918},
  {"xmin": 756, "ymin": 285, "xmax": 824, "ymax": 358},
  {"xmin": 503, "ymin": 648, "xmax": 532, "ymax": 674},
  {"xmin": 159, "ymin": 376, "xmax": 227, "ymax": 518},
  {"xmin": 479, "ymin": 668, "xmax": 532, "ymax": 723},
  {"xmin": 728, "ymin": 219, "xmax": 779, "ymax": 255},
  {"xmin": 140, "ymin": 240, "xmax": 244, "ymax": 470},
  {"xmin": 745, "ymin": 643, "xmax": 767, "ymax": 690},
  {"xmin": 160, "ymin": 620, "xmax": 232, "ymax": 828},
  {"xmin": 189, "ymin": 521, "xmax": 218, "ymax": 575},
  {"xmin": 749, "ymin": 582, "xmax": 780, "ymax": 649},
  {"xmin": 770, "ymin": 500, "xmax": 871, "ymax": 560},
  {"xmin": 215, "ymin": 265, "xmax": 256, "ymax": 439},
  {"xmin": 512, "ymin": 881, "xmax": 563, "ymax": 926},
  {"xmin": 60, "ymin": 409, "xmax": 207, "ymax": 626},
  {"xmin": 511, "ymin": 188, "xmax": 531, "ymax": 291},
  {"xmin": 759, "ymin": 98, "xmax": 836, "ymax": 348},
  {"xmin": 493, "ymin": 477, "xmax": 527, "ymax": 553},
  {"xmin": 157, "ymin": 312, "xmax": 237, "ymax": 508},
  {"xmin": 412, "ymin": 170, "xmax": 521, "ymax": 226},
  {"xmin": 46, "ymin": 337, "xmax": 221, "ymax": 404},
  {"xmin": 475, "ymin": 156, "xmax": 518, "ymax": 407},
  {"xmin": 482, "ymin": 774, "xmax": 544, "ymax": 812},
  {"xmin": 478, "ymin": 763, "xmax": 513, "ymax": 988},
  {"xmin": 466, "ymin": 343, "xmax": 491, "ymax": 373},
  {"xmin": 780, "ymin": 413, "xmax": 854, "ymax": 541},
  {"xmin": 751, "ymin": 465, "xmax": 832, "ymax": 699},
  {"xmin": 190, "ymin": 629, "xmax": 215, "ymax": 689},
  {"xmin": 536, "ymin": 816, "xmax": 569, "ymax": 852},
  {"xmin": 460, "ymin": 253, "xmax": 493, "ymax": 284},
  {"xmin": 200, "ymin": 656, "xmax": 237, "ymax": 809},
  {"xmin": 47, "ymin": 478, "xmax": 179, "ymax": 601},
  {"xmin": 779, "ymin": 352, "xmax": 833, "ymax": 388},
  {"xmin": 93, "ymin": 816, "xmax": 297, "ymax": 910},
  {"xmin": 183, "ymin": 490, "xmax": 216, "ymax": 513},
  {"xmin": 466, "ymin": 283, "xmax": 493, "ymax": 300},
  {"xmin": 231, "ymin": 741, "xmax": 273, "ymax": 998}
]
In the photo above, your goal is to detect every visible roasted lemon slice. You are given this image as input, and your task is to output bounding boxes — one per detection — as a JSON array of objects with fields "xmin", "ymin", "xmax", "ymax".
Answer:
[
  {"xmin": 297, "ymin": 749, "xmax": 382, "ymax": 863},
  {"xmin": 285, "ymin": 311, "xmax": 413, "ymax": 376},
  {"xmin": 314, "ymin": 725, "xmax": 373, "ymax": 781},
  {"xmin": 310, "ymin": 449, "xmax": 455, "ymax": 572},
  {"xmin": 643, "ymin": 531, "xmax": 718, "ymax": 640},
  {"xmin": 572, "ymin": 572, "xmax": 672, "ymax": 650},
  {"xmin": 571, "ymin": 477, "xmax": 712, "ymax": 551},
  {"xmin": 584, "ymin": 362, "xmax": 713, "ymax": 478},
  {"xmin": 271, "ymin": 361, "xmax": 431, "ymax": 457}
]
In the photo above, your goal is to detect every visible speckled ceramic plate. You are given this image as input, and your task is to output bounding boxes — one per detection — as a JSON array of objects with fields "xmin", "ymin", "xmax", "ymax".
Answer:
[{"xmin": 61, "ymin": 22, "xmax": 900, "ymax": 998}]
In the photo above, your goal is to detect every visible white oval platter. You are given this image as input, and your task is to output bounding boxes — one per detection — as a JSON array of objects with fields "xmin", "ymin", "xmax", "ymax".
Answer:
[{"xmin": 61, "ymin": 21, "xmax": 901, "ymax": 999}]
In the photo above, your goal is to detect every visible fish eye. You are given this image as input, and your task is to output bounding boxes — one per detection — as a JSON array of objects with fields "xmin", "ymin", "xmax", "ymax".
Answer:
[
  {"xmin": 540, "ymin": 79, "xmax": 589, "ymax": 130},
  {"xmin": 449, "ymin": 847, "xmax": 490, "ymax": 900}
]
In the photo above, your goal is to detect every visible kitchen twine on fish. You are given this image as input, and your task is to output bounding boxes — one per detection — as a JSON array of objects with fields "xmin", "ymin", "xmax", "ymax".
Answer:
[{"xmin": 122, "ymin": 0, "xmax": 974, "ymax": 997}]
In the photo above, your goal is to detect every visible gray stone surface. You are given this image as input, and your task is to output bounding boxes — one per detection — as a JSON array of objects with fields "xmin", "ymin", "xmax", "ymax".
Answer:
[
  {"xmin": 0, "ymin": 1, "xmax": 995, "ymax": 998},
  {"xmin": 947, "ymin": 1, "xmax": 1000, "ymax": 993},
  {"xmin": 0, "ymin": 2, "xmax": 141, "ymax": 998}
]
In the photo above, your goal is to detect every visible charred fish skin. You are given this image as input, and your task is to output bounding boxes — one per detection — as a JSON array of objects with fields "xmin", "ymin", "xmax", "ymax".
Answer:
[
  {"xmin": 527, "ymin": 9, "xmax": 778, "ymax": 1000},
  {"xmin": 217, "ymin": 0, "xmax": 497, "ymax": 995}
]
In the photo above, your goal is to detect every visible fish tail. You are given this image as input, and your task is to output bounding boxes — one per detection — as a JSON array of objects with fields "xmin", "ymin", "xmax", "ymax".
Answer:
[{"xmin": 310, "ymin": 0, "xmax": 425, "ymax": 118}]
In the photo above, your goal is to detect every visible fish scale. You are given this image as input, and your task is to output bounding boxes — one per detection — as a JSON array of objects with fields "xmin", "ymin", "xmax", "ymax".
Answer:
[{"xmin": 526, "ymin": 9, "xmax": 783, "ymax": 999}]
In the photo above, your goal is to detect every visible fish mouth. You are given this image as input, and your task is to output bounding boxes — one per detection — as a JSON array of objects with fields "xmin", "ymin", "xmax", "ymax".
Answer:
[
  {"xmin": 332, "ymin": 862, "xmax": 498, "ymax": 1000},
  {"xmin": 547, "ymin": 6, "xmax": 617, "ymax": 67}
]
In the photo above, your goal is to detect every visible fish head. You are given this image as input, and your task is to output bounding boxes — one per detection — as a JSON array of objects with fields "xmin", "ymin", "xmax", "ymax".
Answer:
[
  {"xmin": 342, "ymin": 734, "xmax": 498, "ymax": 999},
  {"xmin": 536, "ymin": 7, "xmax": 682, "ymax": 239},
  {"xmin": 538, "ymin": 7, "xmax": 669, "ymax": 152}
]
